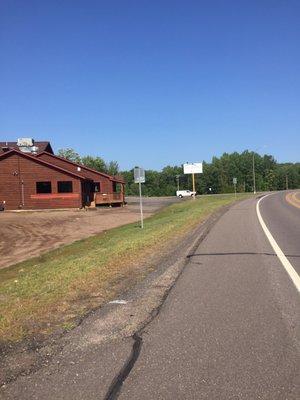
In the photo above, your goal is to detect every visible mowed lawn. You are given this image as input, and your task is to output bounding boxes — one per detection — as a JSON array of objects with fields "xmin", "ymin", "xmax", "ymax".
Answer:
[{"xmin": 0, "ymin": 194, "xmax": 252, "ymax": 342}]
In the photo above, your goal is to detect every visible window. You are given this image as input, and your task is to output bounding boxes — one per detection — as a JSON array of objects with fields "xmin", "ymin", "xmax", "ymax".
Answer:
[
  {"xmin": 113, "ymin": 182, "xmax": 121, "ymax": 193},
  {"xmin": 93, "ymin": 182, "xmax": 100, "ymax": 192},
  {"xmin": 36, "ymin": 182, "xmax": 52, "ymax": 194},
  {"xmin": 57, "ymin": 181, "xmax": 73, "ymax": 193}
]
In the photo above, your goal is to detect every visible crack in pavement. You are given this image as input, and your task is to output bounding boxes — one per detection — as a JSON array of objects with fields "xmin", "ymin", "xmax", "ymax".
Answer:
[
  {"xmin": 103, "ymin": 269, "xmax": 184, "ymax": 400},
  {"xmin": 104, "ymin": 334, "xmax": 142, "ymax": 400}
]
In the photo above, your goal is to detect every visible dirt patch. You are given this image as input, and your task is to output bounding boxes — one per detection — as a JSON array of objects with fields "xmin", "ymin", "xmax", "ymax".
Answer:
[{"xmin": 0, "ymin": 197, "xmax": 179, "ymax": 270}]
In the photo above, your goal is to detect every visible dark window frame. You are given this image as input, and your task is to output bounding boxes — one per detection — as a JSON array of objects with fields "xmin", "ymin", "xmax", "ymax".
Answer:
[
  {"xmin": 93, "ymin": 182, "xmax": 101, "ymax": 193},
  {"xmin": 57, "ymin": 181, "xmax": 73, "ymax": 193},
  {"xmin": 36, "ymin": 181, "xmax": 52, "ymax": 194},
  {"xmin": 113, "ymin": 182, "xmax": 121, "ymax": 193}
]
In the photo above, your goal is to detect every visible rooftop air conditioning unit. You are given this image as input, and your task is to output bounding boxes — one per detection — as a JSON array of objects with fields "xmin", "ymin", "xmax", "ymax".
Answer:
[{"xmin": 17, "ymin": 138, "xmax": 34, "ymax": 147}]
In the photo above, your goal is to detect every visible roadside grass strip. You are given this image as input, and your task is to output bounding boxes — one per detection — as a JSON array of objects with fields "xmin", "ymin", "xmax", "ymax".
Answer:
[{"xmin": 0, "ymin": 194, "xmax": 251, "ymax": 342}]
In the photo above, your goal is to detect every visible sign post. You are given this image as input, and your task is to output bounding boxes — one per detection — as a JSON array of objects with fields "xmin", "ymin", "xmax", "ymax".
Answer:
[
  {"xmin": 192, "ymin": 173, "xmax": 195, "ymax": 195},
  {"xmin": 134, "ymin": 167, "xmax": 145, "ymax": 229},
  {"xmin": 233, "ymin": 177, "xmax": 237, "ymax": 199},
  {"xmin": 183, "ymin": 162, "xmax": 203, "ymax": 199}
]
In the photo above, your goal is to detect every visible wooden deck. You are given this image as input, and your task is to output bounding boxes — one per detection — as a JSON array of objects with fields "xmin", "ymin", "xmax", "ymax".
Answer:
[{"xmin": 94, "ymin": 192, "xmax": 124, "ymax": 205}]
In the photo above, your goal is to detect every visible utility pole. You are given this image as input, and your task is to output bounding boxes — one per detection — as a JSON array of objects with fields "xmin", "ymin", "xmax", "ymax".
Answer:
[
  {"xmin": 252, "ymin": 152, "xmax": 256, "ymax": 194},
  {"xmin": 175, "ymin": 175, "xmax": 180, "ymax": 191},
  {"xmin": 286, "ymin": 175, "xmax": 289, "ymax": 190},
  {"xmin": 192, "ymin": 173, "xmax": 195, "ymax": 199},
  {"xmin": 233, "ymin": 177, "xmax": 237, "ymax": 199}
]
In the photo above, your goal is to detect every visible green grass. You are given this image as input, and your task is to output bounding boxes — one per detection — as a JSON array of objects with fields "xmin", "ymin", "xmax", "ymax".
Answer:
[{"xmin": 0, "ymin": 194, "xmax": 252, "ymax": 342}]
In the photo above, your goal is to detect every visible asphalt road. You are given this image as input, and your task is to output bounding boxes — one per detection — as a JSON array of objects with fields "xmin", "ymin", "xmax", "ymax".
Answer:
[
  {"xmin": 118, "ymin": 192, "xmax": 300, "ymax": 399},
  {"xmin": 1, "ymin": 192, "xmax": 299, "ymax": 399},
  {"xmin": 259, "ymin": 191, "xmax": 300, "ymax": 276}
]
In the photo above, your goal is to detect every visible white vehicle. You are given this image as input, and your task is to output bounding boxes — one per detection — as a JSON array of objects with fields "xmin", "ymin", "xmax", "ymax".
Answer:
[{"xmin": 176, "ymin": 190, "xmax": 196, "ymax": 198}]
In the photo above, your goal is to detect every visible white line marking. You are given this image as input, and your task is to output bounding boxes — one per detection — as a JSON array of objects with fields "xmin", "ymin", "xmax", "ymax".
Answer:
[
  {"xmin": 109, "ymin": 300, "xmax": 127, "ymax": 305},
  {"xmin": 256, "ymin": 194, "xmax": 300, "ymax": 293}
]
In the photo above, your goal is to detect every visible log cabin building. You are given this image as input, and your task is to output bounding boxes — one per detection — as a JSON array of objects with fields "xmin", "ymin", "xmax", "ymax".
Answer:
[{"xmin": 0, "ymin": 139, "xmax": 125, "ymax": 210}]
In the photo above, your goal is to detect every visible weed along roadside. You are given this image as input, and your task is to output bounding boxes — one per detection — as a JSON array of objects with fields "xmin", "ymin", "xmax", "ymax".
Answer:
[{"xmin": 0, "ymin": 194, "xmax": 252, "ymax": 346}]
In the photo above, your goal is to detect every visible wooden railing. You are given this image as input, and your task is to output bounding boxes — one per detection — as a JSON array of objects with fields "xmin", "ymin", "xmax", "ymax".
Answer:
[{"xmin": 94, "ymin": 192, "xmax": 123, "ymax": 205}]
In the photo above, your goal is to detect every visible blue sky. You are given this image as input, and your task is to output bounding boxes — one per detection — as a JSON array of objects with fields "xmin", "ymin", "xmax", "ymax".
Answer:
[{"xmin": 1, "ymin": 0, "xmax": 299, "ymax": 170}]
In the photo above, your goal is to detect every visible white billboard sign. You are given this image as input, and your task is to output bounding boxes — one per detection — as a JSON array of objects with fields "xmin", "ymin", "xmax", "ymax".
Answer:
[{"xmin": 183, "ymin": 162, "xmax": 203, "ymax": 174}]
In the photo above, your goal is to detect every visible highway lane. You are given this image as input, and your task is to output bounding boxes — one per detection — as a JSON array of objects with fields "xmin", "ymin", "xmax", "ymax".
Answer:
[
  {"xmin": 259, "ymin": 191, "xmax": 300, "ymax": 276},
  {"xmin": 118, "ymin": 193, "xmax": 300, "ymax": 399}
]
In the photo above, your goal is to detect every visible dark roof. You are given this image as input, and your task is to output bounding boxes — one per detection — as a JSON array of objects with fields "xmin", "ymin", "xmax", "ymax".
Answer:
[
  {"xmin": 0, "ymin": 149, "xmax": 90, "ymax": 181},
  {"xmin": 36, "ymin": 151, "xmax": 125, "ymax": 183},
  {"xmin": 0, "ymin": 141, "xmax": 54, "ymax": 154}
]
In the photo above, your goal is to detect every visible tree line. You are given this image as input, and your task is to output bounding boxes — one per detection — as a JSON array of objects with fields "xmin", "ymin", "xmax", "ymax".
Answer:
[
  {"xmin": 57, "ymin": 148, "xmax": 120, "ymax": 176},
  {"xmin": 57, "ymin": 148, "xmax": 300, "ymax": 196}
]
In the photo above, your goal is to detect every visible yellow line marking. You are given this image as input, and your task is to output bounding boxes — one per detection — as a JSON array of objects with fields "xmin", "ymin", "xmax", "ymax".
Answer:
[{"xmin": 285, "ymin": 192, "xmax": 300, "ymax": 209}]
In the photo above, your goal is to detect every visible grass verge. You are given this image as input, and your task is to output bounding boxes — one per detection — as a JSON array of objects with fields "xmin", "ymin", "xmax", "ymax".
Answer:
[{"xmin": 0, "ymin": 194, "xmax": 252, "ymax": 343}]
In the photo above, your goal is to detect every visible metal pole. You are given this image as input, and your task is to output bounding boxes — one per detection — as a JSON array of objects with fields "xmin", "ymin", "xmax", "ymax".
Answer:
[
  {"xmin": 286, "ymin": 175, "xmax": 288, "ymax": 190},
  {"xmin": 21, "ymin": 180, "xmax": 25, "ymax": 206},
  {"xmin": 138, "ymin": 172, "xmax": 144, "ymax": 229},
  {"xmin": 234, "ymin": 183, "xmax": 237, "ymax": 199},
  {"xmin": 192, "ymin": 173, "xmax": 195, "ymax": 199},
  {"xmin": 252, "ymin": 152, "xmax": 256, "ymax": 194},
  {"xmin": 176, "ymin": 175, "xmax": 180, "ymax": 191}
]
